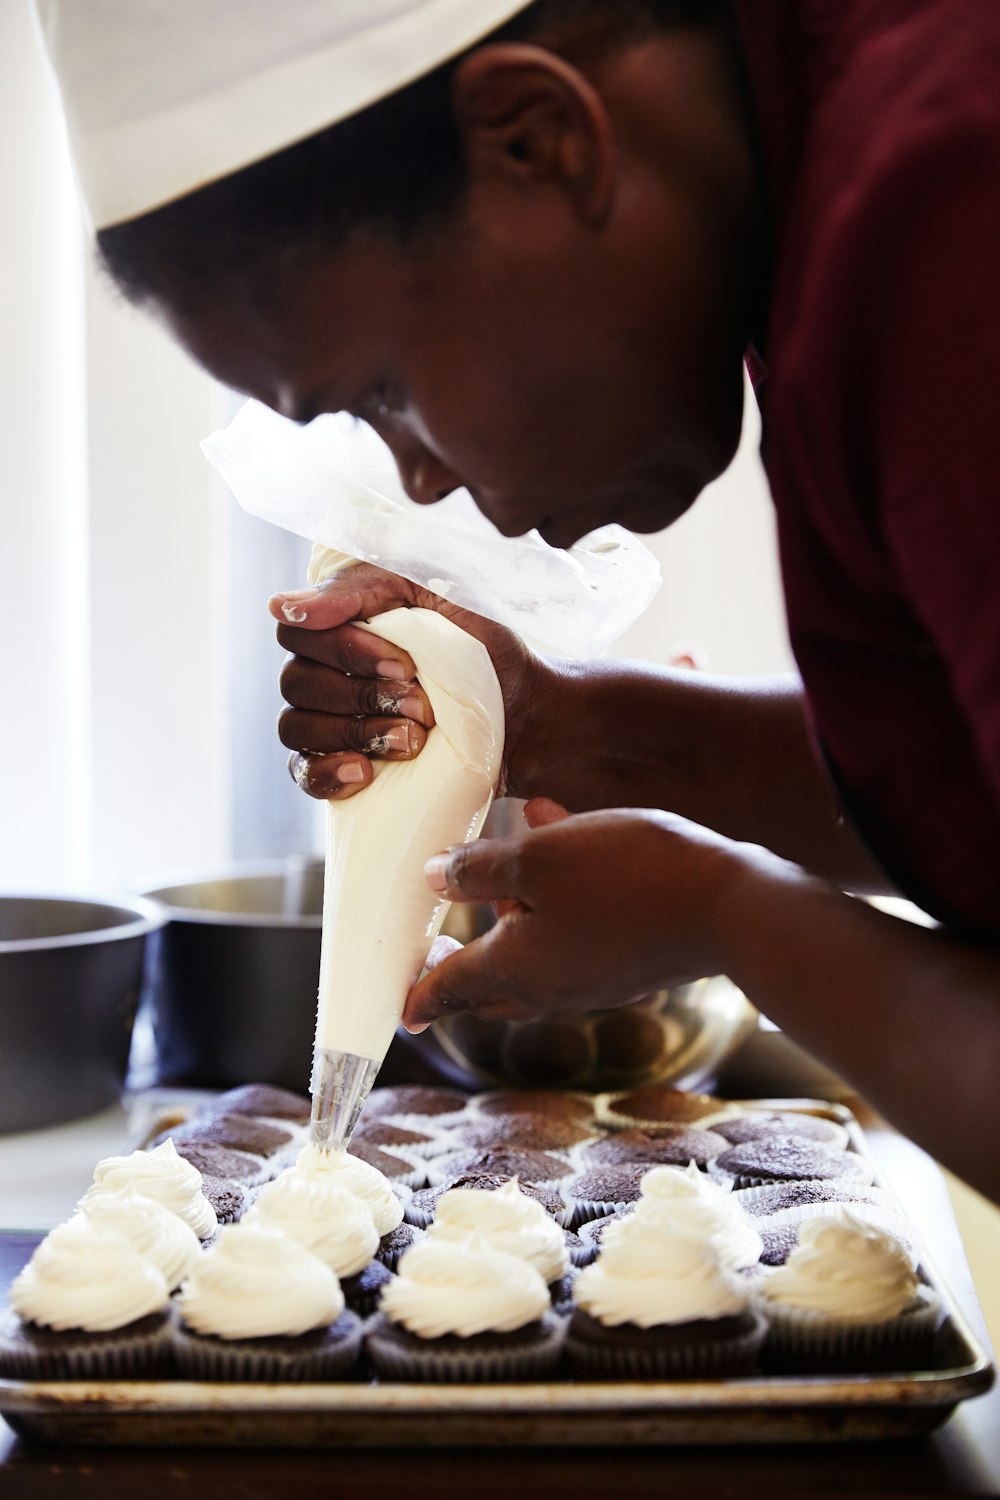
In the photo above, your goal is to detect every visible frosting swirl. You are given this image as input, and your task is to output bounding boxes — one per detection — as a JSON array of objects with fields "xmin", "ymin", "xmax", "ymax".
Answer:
[
  {"xmin": 630, "ymin": 1193, "xmax": 762, "ymax": 1272},
  {"xmin": 292, "ymin": 1143, "xmax": 403, "ymax": 1234},
  {"xmin": 80, "ymin": 1139, "xmax": 217, "ymax": 1239},
  {"xmin": 246, "ymin": 1172, "xmax": 380, "ymax": 1277},
  {"xmin": 379, "ymin": 1234, "xmax": 549, "ymax": 1338},
  {"xmin": 639, "ymin": 1162, "xmax": 734, "ymax": 1203},
  {"xmin": 76, "ymin": 1186, "xmax": 202, "ymax": 1289},
  {"xmin": 177, "ymin": 1222, "xmax": 345, "ymax": 1339},
  {"xmin": 10, "ymin": 1218, "xmax": 169, "ymax": 1332},
  {"xmin": 762, "ymin": 1210, "xmax": 918, "ymax": 1322},
  {"xmin": 575, "ymin": 1213, "xmax": 749, "ymax": 1328},
  {"xmin": 428, "ymin": 1179, "xmax": 569, "ymax": 1284}
]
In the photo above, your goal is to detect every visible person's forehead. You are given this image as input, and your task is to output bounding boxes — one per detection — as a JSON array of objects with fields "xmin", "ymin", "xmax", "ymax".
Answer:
[{"xmin": 35, "ymin": 0, "xmax": 536, "ymax": 231}]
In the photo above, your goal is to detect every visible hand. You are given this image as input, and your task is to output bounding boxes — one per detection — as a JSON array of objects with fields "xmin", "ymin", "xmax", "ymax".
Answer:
[
  {"xmin": 269, "ymin": 563, "xmax": 547, "ymax": 801},
  {"xmin": 403, "ymin": 799, "xmax": 746, "ymax": 1030}
]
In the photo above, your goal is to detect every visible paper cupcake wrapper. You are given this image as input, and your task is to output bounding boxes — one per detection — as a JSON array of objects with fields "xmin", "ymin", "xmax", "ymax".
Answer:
[
  {"xmin": 732, "ymin": 1179, "xmax": 895, "ymax": 1219},
  {"xmin": 0, "ymin": 1314, "xmax": 174, "ymax": 1381},
  {"xmin": 376, "ymin": 1228, "xmax": 424, "ymax": 1274},
  {"xmin": 560, "ymin": 1195, "xmax": 640, "ymax": 1231},
  {"xmin": 172, "ymin": 1314, "xmax": 362, "ymax": 1382},
  {"xmin": 376, "ymin": 1107, "xmax": 470, "ymax": 1135},
  {"xmin": 761, "ymin": 1287, "xmax": 941, "ymax": 1363},
  {"xmin": 565, "ymin": 1310, "xmax": 767, "ymax": 1381},
  {"xmin": 708, "ymin": 1157, "xmax": 875, "ymax": 1192},
  {"xmin": 364, "ymin": 1315, "xmax": 566, "ymax": 1383},
  {"xmin": 401, "ymin": 1197, "xmax": 438, "ymax": 1230}
]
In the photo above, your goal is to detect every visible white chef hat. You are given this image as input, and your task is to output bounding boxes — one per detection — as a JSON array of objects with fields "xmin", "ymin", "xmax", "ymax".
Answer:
[{"xmin": 34, "ymin": 0, "xmax": 535, "ymax": 231}]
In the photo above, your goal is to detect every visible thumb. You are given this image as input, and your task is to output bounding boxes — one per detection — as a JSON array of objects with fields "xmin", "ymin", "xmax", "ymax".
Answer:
[
  {"xmin": 423, "ymin": 836, "xmax": 529, "ymax": 905},
  {"xmin": 268, "ymin": 564, "xmax": 418, "ymax": 630},
  {"xmin": 523, "ymin": 796, "xmax": 569, "ymax": 829}
]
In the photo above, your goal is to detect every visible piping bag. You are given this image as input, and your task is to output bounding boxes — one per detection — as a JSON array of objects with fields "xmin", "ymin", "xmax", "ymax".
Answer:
[{"xmin": 203, "ymin": 401, "xmax": 660, "ymax": 1151}]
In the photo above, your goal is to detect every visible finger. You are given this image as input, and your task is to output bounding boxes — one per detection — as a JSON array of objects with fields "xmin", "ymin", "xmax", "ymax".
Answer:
[
  {"xmin": 403, "ymin": 926, "xmax": 523, "ymax": 1030},
  {"xmin": 423, "ymin": 836, "xmax": 530, "ymax": 905},
  {"xmin": 276, "ymin": 622, "xmax": 417, "ymax": 684},
  {"xmin": 279, "ymin": 658, "xmax": 434, "ymax": 727},
  {"xmin": 268, "ymin": 565, "xmax": 418, "ymax": 632},
  {"xmin": 522, "ymin": 797, "xmax": 569, "ymax": 829},
  {"xmin": 288, "ymin": 751, "xmax": 373, "ymax": 799},
  {"xmin": 278, "ymin": 708, "xmax": 428, "ymax": 759}
]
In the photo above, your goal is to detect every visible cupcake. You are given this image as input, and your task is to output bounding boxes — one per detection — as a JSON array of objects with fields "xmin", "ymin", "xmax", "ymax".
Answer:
[
  {"xmin": 199, "ymin": 1178, "xmax": 250, "ymax": 1226},
  {"xmin": 759, "ymin": 1211, "xmax": 939, "ymax": 1372},
  {"xmin": 438, "ymin": 1115, "xmax": 593, "ymax": 1153},
  {"xmin": 168, "ymin": 1140, "xmax": 268, "ymax": 1187},
  {"xmin": 579, "ymin": 1127, "xmax": 729, "ymax": 1171},
  {"xmin": 209, "ymin": 1083, "xmax": 311, "ymax": 1122},
  {"xmin": 376, "ymin": 1222, "xmax": 424, "ymax": 1272},
  {"xmin": 562, "ymin": 1164, "xmax": 651, "ymax": 1228},
  {"xmin": 759, "ymin": 1223, "xmax": 801, "ymax": 1267},
  {"xmin": 365, "ymin": 1235, "xmax": 564, "ymax": 1382},
  {"xmin": 566, "ymin": 1212, "xmax": 766, "ymax": 1379},
  {"xmin": 244, "ymin": 1171, "xmax": 380, "ymax": 1278},
  {"xmin": 76, "ymin": 1186, "xmax": 202, "ymax": 1289},
  {"xmin": 353, "ymin": 1120, "xmax": 444, "ymax": 1158},
  {"xmin": 734, "ymin": 1178, "xmax": 895, "ymax": 1219},
  {"xmin": 174, "ymin": 1222, "xmax": 361, "ymax": 1381},
  {"xmin": 361, "ymin": 1086, "xmax": 469, "ymax": 1126},
  {"xmin": 428, "ymin": 1147, "xmax": 569, "ymax": 1190},
  {"xmin": 79, "ymin": 1139, "xmax": 217, "ymax": 1240},
  {"xmin": 404, "ymin": 1173, "xmax": 568, "ymax": 1230},
  {"xmin": 426, "ymin": 1179, "xmax": 570, "ymax": 1291},
  {"xmin": 475, "ymin": 1090, "xmax": 594, "ymax": 1125},
  {"xmin": 601, "ymin": 1085, "xmax": 724, "ymax": 1129},
  {"xmin": 156, "ymin": 1112, "xmax": 295, "ymax": 1161},
  {"xmin": 629, "ymin": 1164, "xmax": 763, "ymax": 1272},
  {"xmin": 711, "ymin": 1111, "xmax": 849, "ymax": 1151},
  {"xmin": 347, "ymin": 1139, "xmax": 426, "ymax": 1190},
  {"xmin": 290, "ymin": 1143, "xmax": 404, "ymax": 1235},
  {"xmin": 708, "ymin": 1138, "xmax": 874, "ymax": 1192},
  {"xmin": 0, "ymin": 1218, "xmax": 172, "ymax": 1379}
]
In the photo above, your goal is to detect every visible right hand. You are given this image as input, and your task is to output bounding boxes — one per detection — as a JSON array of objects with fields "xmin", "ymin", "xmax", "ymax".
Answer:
[{"xmin": 270, "ymin": 563, "xmax": 547, "ymax": 800}]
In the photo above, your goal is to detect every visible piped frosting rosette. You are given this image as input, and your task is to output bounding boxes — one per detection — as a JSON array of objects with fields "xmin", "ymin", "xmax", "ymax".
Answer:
[
  {"xmin": 173, "ymin": 1221, "xmax": 361, "ymax": 1381},
  {"xmin": 566, "ymin": 1209, "xmax": 766, "ymax": 1378},
  {"xmin": 76, "ymin": 1185, "xmax": 203, "ymax": 1289},
  {"xmin": 292, "ymin": 1144, "xmax": 404, "ymax": 1235},
  {"xmin": 0, "ymin": 1218, "xmax": 173, "ymax": 1379},
  {"xmin": 245, "ymin": 1172, "xmax": 379, "ymax": 1277},
  {"xmin": 79, "ymin": 1139, "xmax": 217, "ymax": 1239},
  {"xmin": 630, "ymin": 1164, "xmax": 763, "ymax": 1272},
  {"xmin": 365, "ymin": 1234, "xmax": 565, "ymax": 1382},
  {"xmin": 760, "ymin": 1210, "xmax": 940, "ymax": 1368},
  {"xmin": 426, "ymin": 1179, "xmax": 570, "ymax": 1287}
]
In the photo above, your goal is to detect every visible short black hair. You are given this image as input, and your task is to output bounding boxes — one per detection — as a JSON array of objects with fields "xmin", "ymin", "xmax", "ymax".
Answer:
[{"xmin": 97, "ymin": 0, "xmax": 726, "ymax": 310}]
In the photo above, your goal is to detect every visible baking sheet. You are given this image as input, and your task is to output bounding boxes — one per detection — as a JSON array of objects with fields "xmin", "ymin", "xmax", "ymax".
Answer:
[{"xmin": 0, "ymin": 1100, "xmax": 993, "ymax": 1448}]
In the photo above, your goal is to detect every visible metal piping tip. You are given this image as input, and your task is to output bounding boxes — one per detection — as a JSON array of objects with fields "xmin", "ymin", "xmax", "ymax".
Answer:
[{"xmin": 309, "ymin": 1047, "xmax": 380, "ymax": 1153}]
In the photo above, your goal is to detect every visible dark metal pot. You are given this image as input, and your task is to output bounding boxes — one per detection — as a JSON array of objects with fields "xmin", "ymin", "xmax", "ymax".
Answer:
[
  {"xmin": 140, "ymin": 860, "xmax": 324, "ymax": 1092},
  {"xmin": 0, "ymin": 894, "xmax": 162, "ymax": 1132}
]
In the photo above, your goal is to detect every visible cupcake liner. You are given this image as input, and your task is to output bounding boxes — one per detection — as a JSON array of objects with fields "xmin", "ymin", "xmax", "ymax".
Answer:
[
  {"xmin": 559, "ymin": 1195, "xmax": 638, "ymax": 1231},
  {"xmin": 364, "ymin": 1312, "xmax": 566, "ymax": 1383},
  {"xmin": 401, "ymin": 1196, "xmax": 437, "ymax": 1231},
  {"xmin": 564, "ymin": 1308, "xmax": 767, "ymax": 1381},
  {"xmin": 376, "ymin": 1225, "xmax": 424, "ymax": 1273},
  {"xmin": 733, "ymin": 1179, "xmax": 895, "ymax": 1218},
  {"xmin": 761, "ymin": 1287, "xmax": 941, "ymax": 1370},
  {"xmin": 708, "ymin": 1156, "xmax": 875, "ymax": 1193},
  {"xmin": 172, "ymin": 1311, "xmax": 362, "ymax": 1382},
  {"xmin": 0, "ymin": 1310, "xmax": 174, "ymax": 1381}
]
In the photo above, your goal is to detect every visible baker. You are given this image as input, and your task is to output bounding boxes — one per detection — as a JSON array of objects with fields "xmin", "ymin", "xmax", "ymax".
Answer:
[{"xmin": 37, "ymin": 0, "xmax": 1000, "ymax": 1203}]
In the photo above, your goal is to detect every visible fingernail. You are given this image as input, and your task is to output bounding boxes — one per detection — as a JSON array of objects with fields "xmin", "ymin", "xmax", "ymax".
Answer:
[
  {"xmin": 424, "ymin": 854, "xmax": 450, "ymax": 893},
  {"xmin": 336, "ymin": 762, "xmax": 366, "ymax": 784},
  {"xmin": 290, "ymin": 754, "xmax": 312, "ymax": 790},
  {"xmin": 281, "ymin": 602, "xmax": 309, "ymax": 624},
  {"xmin": 383, "ymin": 725, "xmax": 412, "ymax": 754},
  {"xmin": 377, "ymin": 658, "xmax": 409, "ymax": 682},
  {"xmin": 398, "ymin": 694, "xmax": 424, "ymax": 720},
  {"xmin": 404, "ymin": 1021, "xmax": 430, "ymax": 1035}
]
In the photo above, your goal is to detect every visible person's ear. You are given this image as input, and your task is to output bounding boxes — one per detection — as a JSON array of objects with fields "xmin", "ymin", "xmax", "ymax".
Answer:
[{"xmin": 450, "ymin": 43, "xmax": 615, "ymax": 224}]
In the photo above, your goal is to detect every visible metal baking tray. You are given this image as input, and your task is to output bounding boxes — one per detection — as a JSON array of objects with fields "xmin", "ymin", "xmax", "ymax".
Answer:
[{"xmin": 0, "ymin": 1099, "xmax": 993, "ymax": 1447}]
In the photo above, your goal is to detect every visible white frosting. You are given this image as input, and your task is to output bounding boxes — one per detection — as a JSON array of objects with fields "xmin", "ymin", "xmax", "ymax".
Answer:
[
  {"xmin": 629, "ymin": 1192, "xmax": 763, "ymax": 1272},
  {"xmin": 379, "ymin": 1233, "xmax": 549, "ymax": 1338},
  {"xmin": 639, "ymin": 1162, "xmax": 735, "ymax": 1204},
  {"xmin": 761, "ymin": 1210, "xmax": 918, "ymax": 1322},
  {"xmin": 308, "ymin": 547, "xmax": 505, "ymax": 1065},
  {"xmin": 177, "ymin": 1222, "xmax": 345, "ymax": 1339},
  {"xmin": 428, "ymin": 1179, "xmax": 569, "ymax": 1284},
  {"xmin": 76, "ymin": 1186, "xmax": 202, "ymax": 1290},
  {"xmin": 246, "ymin": 1171, "xmax": 380, "ymax": 1277},
  {"xmin": 80, "ymin": 1139, "xmax": 217, "ymax": 1239},
  {"xmin": 10, "ymin": 1218, "xmax": 169, "ymax": 1332},
  {"xmin": 575, "ymin": 1214, "xmax": 749, "ymax": 1329},
  {"xmin": 292, "ymin": 1143, "xmax": 404, "ymax": 1234}
]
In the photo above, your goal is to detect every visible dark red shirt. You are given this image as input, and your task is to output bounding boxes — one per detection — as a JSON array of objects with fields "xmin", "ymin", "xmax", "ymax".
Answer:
[{"xmin": 735, "ymin": 0, "xmax": 1000, "ymax": 934}]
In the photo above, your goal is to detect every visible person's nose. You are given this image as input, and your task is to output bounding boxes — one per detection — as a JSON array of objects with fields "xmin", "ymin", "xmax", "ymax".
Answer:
[{"xmin": 389, "ymin": 432, "xmax": 464, "ymax": 506}]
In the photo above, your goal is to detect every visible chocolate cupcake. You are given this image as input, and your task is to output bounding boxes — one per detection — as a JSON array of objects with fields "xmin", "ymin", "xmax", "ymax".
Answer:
[
  {"xmin": 578, "ymin": 1210, "xmax": 634, "ymax": 1257},
  {"xmin": 759, "ymin": 1222, "xmax": 801, "ymax": 1267},
  {"xmin": 404, "ymin": 1173, "xmax": 567, "ymax": 1230},
  {"xmin": 347, "ymin": 1140, "xmax": 426, "ymax": 1190},
  {"xmin": 376, "ymin": 1222, "xmax": 424, "ymax": 1272},
  {"xmin": 209, "ymin": 1083, "xmax": 311, "ymax": 1121},
  {"xmin": 353, "ymin": 1120, "xmax": 443, "ymax": 1158},
  {"xmin": 711, "ymin": 1111, "xmax": 850, "ymax": 1152},
  {"xmin": 734, "ymin": 1178, "xmax": 894, "ymax": 1219},
  {"xmin": 475, "ymin": 1090, "xmax": 594, "ymax": 1124},
  {"xmin": 601, "ymin": 1085, "xmax": 724, "ymax": 1129},
  {"xmin": 439, "ymin": 1115, "xmax": 594, "ymax": 1154},
  {"xmin": 365, "ymin": 1236, "xmax": 565, "ymax": 1382},
  {"xmin": 174, "ymin": 1222, "xmax": 361, "ymax": 1381},
  {"xmin": 709, "ymin": 1138, "xmax": 875, "ymax": 1191},
  {"xmin": 200, "ymin": 1177, "xmax": 250, "ymax": 1225},
  {"xmin": 168, "ymin": 1140, "xmax": 267, "ymax": 1187},
  {"xmin": 361, "ymin": 1086, "xmax": 469, "ymax": 1125},
  {"xmin": 428, "ymin": 1147, "xmax": 570, "ymax": 1190},
  {"xmin": 579, "ymin": 1126, "xmax": 729, "ymax": 1170},
  {"xmin": 341, "ymin": 1258, "xmax": 395, "ymax": 1317},
  {"xmin": 155, "ymin": 1112, "xmax": 295, "ymax": 1161},
  {"xmin": 563, "ymin": 1164, "xmax": 653, "ymax": 1229},
  {"xmin": 0, "ymin": 1219, "xmax": 173, "ymax": 1380}
]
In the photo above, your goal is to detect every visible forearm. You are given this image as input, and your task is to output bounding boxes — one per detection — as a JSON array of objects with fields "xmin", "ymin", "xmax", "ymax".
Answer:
[
  {"xmin": 516, "ymin": 660, "xmax": 889, "ymax": 891},
  {"xmin": 717, "ymin": 848, "xmax": 1000, "ymax": 1202}
]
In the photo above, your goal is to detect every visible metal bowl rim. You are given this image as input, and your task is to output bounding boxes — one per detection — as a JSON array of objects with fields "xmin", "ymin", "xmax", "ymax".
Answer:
[
  {"xmin": 137, "ymin": 858, "xmax": 323, "ymax": 930},
  {"xmin": 0, "ymin": 892, "xmax": 164, "ymax": 954}
]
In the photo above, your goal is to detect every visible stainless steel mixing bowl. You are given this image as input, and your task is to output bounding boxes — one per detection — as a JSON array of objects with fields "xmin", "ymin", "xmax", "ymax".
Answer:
[{"xmin": 0, "ymin": 893, "xmax": 162, "ymax": 1132}]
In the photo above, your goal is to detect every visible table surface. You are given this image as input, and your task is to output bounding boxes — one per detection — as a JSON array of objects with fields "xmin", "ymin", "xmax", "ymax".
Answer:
[{"xmin": 0, "ymin": 1098, "xmax": 997, "ymax": 1499}]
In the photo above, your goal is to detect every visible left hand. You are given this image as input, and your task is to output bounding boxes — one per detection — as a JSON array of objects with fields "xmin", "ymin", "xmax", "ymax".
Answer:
[{"xmin": 403, "ymin": 798, "xmax": 747, "ymax": 1031}]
